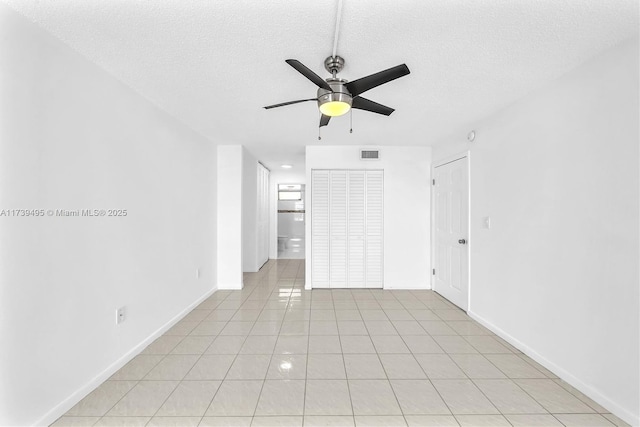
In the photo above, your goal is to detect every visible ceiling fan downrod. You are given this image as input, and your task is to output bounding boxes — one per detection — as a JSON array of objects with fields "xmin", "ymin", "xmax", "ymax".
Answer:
[{"xmin": 324, "ymin": 55, "xmax": 345, "ymax": 78}]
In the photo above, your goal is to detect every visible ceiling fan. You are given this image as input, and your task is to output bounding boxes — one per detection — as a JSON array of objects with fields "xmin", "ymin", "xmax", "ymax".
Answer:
[{"xmin": 264, "ymin": 55, "xmax": 410, "ymax": 129}]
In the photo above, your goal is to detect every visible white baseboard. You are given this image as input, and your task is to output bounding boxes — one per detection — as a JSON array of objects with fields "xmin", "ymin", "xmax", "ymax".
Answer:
[
  {"xmin": 217, "ymin": 281, "xmax": 243, "ymax": 290},
  {"xmin": 384, "ymin": 284, "xmax": 432, "ymax": 290},
  {"xmin": 303, "ymin": 284, "xmax": 432, "ymax": 290},
  {"xmin": 468, "ymin": 310, "xmax": 639, "ymax": 427},
  {"xmin": 36, "ymin": 287, "xmax": 218, "ymax": 427}
]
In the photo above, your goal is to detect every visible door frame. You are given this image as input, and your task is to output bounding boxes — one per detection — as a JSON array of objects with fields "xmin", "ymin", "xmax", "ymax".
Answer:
[{"xmin": 430, "ymin": 151, "xmax": 471, "ymax": 312}]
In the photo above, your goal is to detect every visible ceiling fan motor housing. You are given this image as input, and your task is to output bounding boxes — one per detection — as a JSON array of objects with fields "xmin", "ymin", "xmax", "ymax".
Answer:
[{"xmin": 317, "ymin": 78, "xmax": 352, "ymax": 113}]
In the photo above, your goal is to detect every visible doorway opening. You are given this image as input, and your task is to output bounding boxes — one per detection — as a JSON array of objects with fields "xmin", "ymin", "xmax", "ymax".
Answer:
[{"xmin": 277, "ymin": 183, "xmax": 305, "ymax": 259}]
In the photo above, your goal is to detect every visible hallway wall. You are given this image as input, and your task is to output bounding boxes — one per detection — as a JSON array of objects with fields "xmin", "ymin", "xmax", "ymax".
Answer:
[
  {"xmin": 433, "ymin": 37, "xmax": 639, "ymax": 425},
  {"xmin": 217, "ymin": 145, "xmax": 243, "ymax": 288},
  {"xmin": 0, "ymin": 5, "xmax": 218, "ymax": 426},
  {"xmin": 242, "ymin": 147, "xmax": 258, "ymax": 272}
]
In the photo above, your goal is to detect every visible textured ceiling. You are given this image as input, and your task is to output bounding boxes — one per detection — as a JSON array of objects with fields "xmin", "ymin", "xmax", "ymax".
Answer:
[{"xmin": 3, "ymin": 0, "xmax": 638, "ymax": 172}]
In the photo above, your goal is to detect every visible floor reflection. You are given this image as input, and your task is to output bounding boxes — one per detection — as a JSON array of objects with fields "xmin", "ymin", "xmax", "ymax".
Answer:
[{"xmin": 278, "ymin": 237, "xmax": 305, "ymax": 259}]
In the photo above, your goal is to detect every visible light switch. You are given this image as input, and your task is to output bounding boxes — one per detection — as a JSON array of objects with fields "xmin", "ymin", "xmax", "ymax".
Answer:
[
  {"xmin": 116, "ymin": 307, "xmax": 126, "ymax": 324},
  {"xmin": 482, "ymin": 216, "xmax": 491, "ymax": 229}
]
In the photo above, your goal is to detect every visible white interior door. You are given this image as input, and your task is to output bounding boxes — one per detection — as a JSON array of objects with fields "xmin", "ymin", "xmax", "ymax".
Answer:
[{"xmin": 433, "ymin": 156, "xmax": 469, "ymax": 311}]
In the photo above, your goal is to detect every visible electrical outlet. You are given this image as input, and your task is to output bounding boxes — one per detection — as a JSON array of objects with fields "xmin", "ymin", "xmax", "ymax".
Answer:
[{"xmin": 116, "ymin": 307, "xmax": 126, "ymax": 324}]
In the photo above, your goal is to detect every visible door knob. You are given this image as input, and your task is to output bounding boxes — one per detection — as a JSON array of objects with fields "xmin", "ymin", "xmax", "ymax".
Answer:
[{"xmin": 458, "ymin": 239, "xmax": 466, "ymax": 244}]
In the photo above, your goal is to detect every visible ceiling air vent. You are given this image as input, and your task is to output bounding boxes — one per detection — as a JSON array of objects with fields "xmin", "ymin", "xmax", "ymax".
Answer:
[{"xmin": 360, "ymin": 149, "xmax": 380, "ymax": 160}]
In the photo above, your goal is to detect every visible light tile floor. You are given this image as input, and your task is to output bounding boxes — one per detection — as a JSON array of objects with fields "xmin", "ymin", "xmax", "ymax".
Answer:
[{"xmin": 53, "ymin": 259, "xmax": 630, "ymax": 427}]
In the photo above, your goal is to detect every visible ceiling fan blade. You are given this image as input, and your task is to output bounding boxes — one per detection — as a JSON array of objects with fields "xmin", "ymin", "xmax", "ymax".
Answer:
[
  {"xmin": 345, "ymin": 64, "xmax": 410, "ymax": 97},
  {"xmin": 286, "ymin": 59, "xmax": 333, "ymax": 91},
  {"xmin": 263, "ymin": 98, "xmax": 317, "ymax": 109},
  {"xmin": 351, "ymin": 97, "xmax": 395, "ymax": 116},
  {"xmin": 320, "ymin": 114, "xmax": 331, "ymax": 127}
]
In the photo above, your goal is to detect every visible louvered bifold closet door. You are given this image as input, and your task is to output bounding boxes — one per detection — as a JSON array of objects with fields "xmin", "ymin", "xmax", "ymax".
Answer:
[
  {"xmin": 311, "ymin": 169, "xmax": 384, "ymax": 289},
  {"xmin": 329, "ymin": 171, "xmax": 348, "ymax": 288},
  {"xmin": 365, "ymin": 170, "xmax": 384, "ymax": 287},
  {"xmin": 311, "ymin": 171, "xmax": 330, "ymax": 287},
  {"xmin": 347, "ymin": 171, "xmax": 366, "ymax": 288}
]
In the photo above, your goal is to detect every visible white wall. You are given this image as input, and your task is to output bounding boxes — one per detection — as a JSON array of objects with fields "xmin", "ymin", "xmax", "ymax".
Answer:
[
  {"xmin": 433, "ymin": 37, "xmax": 639, "ymax": 425},
  {"xmin": 217, "ymin": 145, "xmax": 243, "ymax": 288},
  {"xmin": 269, "ymin": 169, "xmax": 306, "ymax": 259},
  {"xmin": 242, "ymin": 148, "xmax": 258, "ymax": 272},
  {"xmin": 305, "ymin": 146, "xmax": 432, "ymax": 289},
  {"xmin": 0, "ymin": 5, "xmax": 217, "ymax": 426}
]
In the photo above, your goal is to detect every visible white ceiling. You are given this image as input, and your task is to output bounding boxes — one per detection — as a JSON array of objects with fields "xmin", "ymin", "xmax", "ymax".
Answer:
[{"xmin": 4, "ymin": 0, "xmax": 638, "ymax": 172}]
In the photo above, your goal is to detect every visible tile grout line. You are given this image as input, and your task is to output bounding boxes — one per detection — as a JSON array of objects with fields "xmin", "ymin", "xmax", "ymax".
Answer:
[
  {"xmin": 151, "ymin": 290, "xmax": 240, "ymax": 424},
  {"xmin": 332, "ymin": 289, "xmax": 357, "ymax": 424},
  {"xmin": 242, "ymin": 260, "xmax": 277, "ymax": 422},
  {"xmin": 301, "ymin": 261, "xmax": 312, "ymax": 424},
  {"xmin": 199, "ymin": 281, "xmax": 258, "ymax": 420},
  {"xmin": 250, "ymin": 267, "xmax": 291, "ymax": 420},
  {"xmin": 378, "ymin": 291, "xmax": 411, "ymax": 426}
]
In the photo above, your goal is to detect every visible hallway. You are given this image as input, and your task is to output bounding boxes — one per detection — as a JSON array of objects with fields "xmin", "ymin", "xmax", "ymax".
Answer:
[{"xmin": 54, "ymin": 260, "xmax": 627, "ymax": 427}]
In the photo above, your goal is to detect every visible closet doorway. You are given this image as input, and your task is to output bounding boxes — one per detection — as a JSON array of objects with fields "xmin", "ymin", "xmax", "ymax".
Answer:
[{"xmin": 310, "ymin": 170, "xmax": 383, "ymax": 288}]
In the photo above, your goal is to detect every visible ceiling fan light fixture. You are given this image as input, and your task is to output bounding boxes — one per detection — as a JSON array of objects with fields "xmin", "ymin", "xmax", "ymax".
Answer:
[
  {"xmin": 318, "ymin": 92, "xmax": 352, "ymax": 117},
  {"xmin": 319, "ymin": 100, "xmax": 351, "ymax": 117}
]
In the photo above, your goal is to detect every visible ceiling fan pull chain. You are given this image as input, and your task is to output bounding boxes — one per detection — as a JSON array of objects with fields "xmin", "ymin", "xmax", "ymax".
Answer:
[
  {"xmin": 318, "ymin": 126, "xmax": 322, "ymax": 140},
  {"xmin": 350, "ymin": 108, "xmax": 353, "ymax": 134}
]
